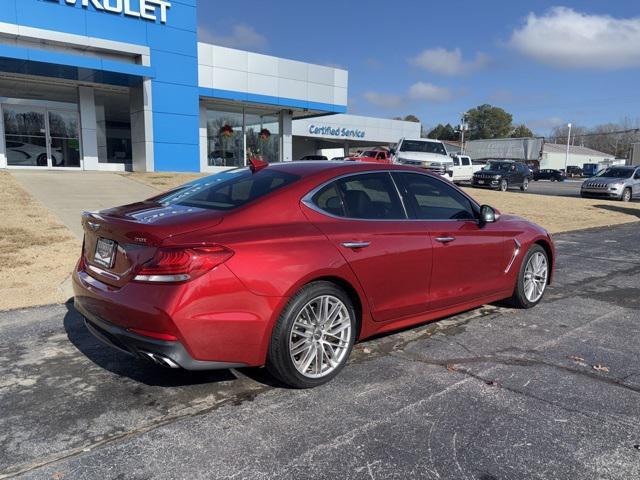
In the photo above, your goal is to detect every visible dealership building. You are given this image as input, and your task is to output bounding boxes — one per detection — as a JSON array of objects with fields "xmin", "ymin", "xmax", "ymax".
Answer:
[{"xmin": 0, "ymin": 0, "xmax": 418, "ymax": 173}]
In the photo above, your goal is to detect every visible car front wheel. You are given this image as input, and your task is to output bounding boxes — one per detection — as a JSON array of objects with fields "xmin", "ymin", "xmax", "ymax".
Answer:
[
  {"xmin": 510, "ymin": 245, "xmax": 549, "ymax": 309},
  {"xmin": 267, "ymin": 281, "xmax": 357, "ymax": 388},
  {"xmin": 499, "ymin": 179, "xmax": 508, "ymax": 192},
  {"xmin": 622, "ymin": 188, "xmax": 632, "ymax": 202}
]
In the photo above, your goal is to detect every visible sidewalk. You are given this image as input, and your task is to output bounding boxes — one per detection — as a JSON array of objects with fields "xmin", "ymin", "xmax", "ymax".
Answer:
[{"xmin": 10, "ymin": 170, "xmax": 158, "ymax": 239}]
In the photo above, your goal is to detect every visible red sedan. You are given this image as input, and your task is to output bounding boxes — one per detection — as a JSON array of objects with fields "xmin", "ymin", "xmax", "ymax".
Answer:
[
  {"xmin": 73, "ymin": 161, "xmax": 554, "ymax": 388},
  {"xmin": 346, "ymin": 149, "xmax": 393, "ymax": 164}
]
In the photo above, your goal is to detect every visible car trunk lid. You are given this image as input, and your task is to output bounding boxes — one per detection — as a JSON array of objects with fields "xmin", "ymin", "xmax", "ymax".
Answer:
[{"xmin": 81, "ymin": 201, "xmax": 224, "ymax": 288}]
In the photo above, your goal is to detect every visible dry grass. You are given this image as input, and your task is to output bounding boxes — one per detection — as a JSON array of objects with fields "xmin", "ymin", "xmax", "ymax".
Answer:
[
  {"xmin": 0, "ymin": 172, "xmax": 80, "ymax": 311},
  {"xmin": 121, "ymin": 172, "xmax": 205, "ymax": 192},
  {"xmin": 462, "ymin": 187, "xmax": 640, "ymax": 233}
]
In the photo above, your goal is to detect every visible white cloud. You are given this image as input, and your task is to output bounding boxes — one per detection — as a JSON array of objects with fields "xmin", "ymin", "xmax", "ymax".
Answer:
[
  {"xmin": 408, "ymin": 82, "xmax": 453, "ymax": 102},
  {"xmin": 528, "ymin": 116, "xmax": 565, "ymax": 130},
  {"xmin": 199, "ymin": 24, "xmax": 267, "ymax": 51},
  {"xmin": 363, "ymin": 91, "xmax": 404, "ymax": 109},
  {"xmin": 509, "ymin": 7, "xmax": 640, "ymax": 69},
  {"xmin": 410, "ymin": 48, "xmax": 489, "ymax": 75},
  {"xmin": 364, "ymin": 82, "xmax": 457, "ymax": 109}
]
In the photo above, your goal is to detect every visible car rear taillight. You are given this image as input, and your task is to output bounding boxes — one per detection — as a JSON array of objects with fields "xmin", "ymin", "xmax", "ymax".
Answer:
[{"xmin": 134, "ymin": 245, "xmax": 234, "ymax": 283}]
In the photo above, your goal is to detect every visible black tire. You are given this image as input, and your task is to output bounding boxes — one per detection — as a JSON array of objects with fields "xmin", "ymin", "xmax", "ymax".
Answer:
[
  {"xmin": 266, "ymin": 281, "xmax": 357, "ymax": 388},
  {"xmin": 621, "ymin": 188, "xmax": 632, "ymax": 202},
  {"xmin": 520, "ymin": 178, "xmax": 529, "ymax": 191},
  {"xmin": 499, "ymin": 179, "xmax": 508, "ymax": 192},
  {"xmin": 510, "ymin": 244, "xmax": 549, "ymax": 309},
  {"xmin": 36, "ymin": 154, "xmax": 48, "ymax": 167}
]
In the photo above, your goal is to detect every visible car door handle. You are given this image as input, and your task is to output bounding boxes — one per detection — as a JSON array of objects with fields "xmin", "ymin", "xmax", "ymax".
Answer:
[
  {"xmin": 341, "ymin": 241, "xmax": 371, "ymax": 249},
  {"xmin": 435, "ymin": 236, "xmax": 456, "ymax": 244}
]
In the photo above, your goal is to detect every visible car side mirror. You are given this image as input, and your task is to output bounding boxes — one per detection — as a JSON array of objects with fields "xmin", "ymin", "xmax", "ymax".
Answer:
[
  {"xmin": 479, "ymin": 205, "xmax": 497, "ymax": 225},
  {"xmin": 389, "ymin": 148, "xmax": 396, "ymax": 155}
]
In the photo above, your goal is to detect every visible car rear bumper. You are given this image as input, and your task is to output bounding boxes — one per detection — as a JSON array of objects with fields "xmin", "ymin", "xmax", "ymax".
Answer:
[
  {"xmin": 72, "ymin": 264, "xmax": 285, "ymax": 369},
  {"xmin": 77, "ymin": 300, "xmax": 245, "ymax": 370}
]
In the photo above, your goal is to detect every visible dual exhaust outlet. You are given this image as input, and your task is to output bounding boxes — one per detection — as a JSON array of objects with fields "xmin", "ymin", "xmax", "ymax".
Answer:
[{"xmin": 141, "ymin": 351, "xmax": 180, "ymax": 369}]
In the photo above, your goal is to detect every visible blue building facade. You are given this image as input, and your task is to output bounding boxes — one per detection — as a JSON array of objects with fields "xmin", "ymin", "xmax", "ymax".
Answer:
[{"xmin": 0, "ymin": 0, "xmax": 348, "ymax": 172}]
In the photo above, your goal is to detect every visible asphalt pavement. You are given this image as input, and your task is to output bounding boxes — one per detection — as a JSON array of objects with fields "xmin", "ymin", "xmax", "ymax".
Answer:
[{"xmin": 1, "ymin": 223, "xmax": 640, "ymax": 479}]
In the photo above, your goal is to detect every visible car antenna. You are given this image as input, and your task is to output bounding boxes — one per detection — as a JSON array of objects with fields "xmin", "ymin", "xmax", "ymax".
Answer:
[{"xmin": 248, "ymin": 157, "xmax": 269, "ymax": 173}]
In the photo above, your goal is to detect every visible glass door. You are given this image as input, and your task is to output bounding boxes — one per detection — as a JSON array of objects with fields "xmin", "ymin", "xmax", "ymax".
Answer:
[
  {"xmin": 3, "ymin": 105, "xmax": 48, "ymax": 167},
  {"xmin": 2, "ymin": 105, "xmax": 81, "ymax": 168},
  {"xmin": 48, "ymin": 110, "xmax": 81, "ymax": 168}
]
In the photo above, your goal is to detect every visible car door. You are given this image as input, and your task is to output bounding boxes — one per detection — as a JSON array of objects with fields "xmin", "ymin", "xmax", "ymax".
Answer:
[
  {"xmin": 461, "ymin": 156, "xmax": 472, "ymax": 180},
  {"xmin": 633, "ymin": 168, "xmax": 640, "ymax": 197},
  {"xmin": 393, "ymin": 172, "xmax": 511, "ymax": 310},
  {"xmin": 302, "ymin": 172, "xmax": 432, "ymax": 322}
]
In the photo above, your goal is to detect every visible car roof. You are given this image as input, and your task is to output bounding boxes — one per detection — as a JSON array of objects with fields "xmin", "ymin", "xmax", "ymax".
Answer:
[
  {"xmin": 257, "ymin": 160, "xmax": 428, "ymax": 178},
  {"xmin": 402, "ymin": 138, "xmax": 442, "ymax": 143}
]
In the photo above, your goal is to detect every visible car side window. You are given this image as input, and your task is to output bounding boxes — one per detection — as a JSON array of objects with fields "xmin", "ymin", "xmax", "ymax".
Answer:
[
  {"xmin": 393, "ymin": 172, "xmax": 476, "ymax": 221},
  {"xmin": 335, "ymin": 173, "xmax": 405, "ymax": 220},
  {"xmin": 312, "ymin": 183, "xmax": 346, "ymax": 217},
  {"xmin": 453, "ymin": 157, "xmax": 460, "ymax": 166},
  {"xmin": 462, "ymin": 157, "xmax": 470, "ymax": 166},
  {"xmin": 635, "ymin": 169, "xmax": 640, "ymax": 179}
]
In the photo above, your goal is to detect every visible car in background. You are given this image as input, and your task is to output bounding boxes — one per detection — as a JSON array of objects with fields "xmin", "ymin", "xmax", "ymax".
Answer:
[
  {"xmin": 73, "ymin": 161, "xmax": 554, "ymax": 388},
  {"xmin": 472, "ymin": 160, "xmax": 532, "ymax": 192},
  {"xmin": 582, "ymin": 163, "xmax": 600, "ymax": 177},
  {"xmin": 444, "ymin": 154, "xmax": 483, "ymax": 183},
  {"xmin": 533, "ymin": 169, "xmax": 566, "ymax": 182},
  {"xmin": 392, "ymin": 138, "xmax": 452, "ymax": 174},
  {"xmin": 580, "ymin": 166, "xmax": 640, "ymax": 202},
  {"xmin": 300, "ymin": 155, "xmax": 328, "ymax": 161},
  {"xmin": 346, "ymin": 149, "xmax": 392, "ymax": 164},
  {"xmin": 566, "ymin": 166, "xmax": 583, "ymax": 177}
]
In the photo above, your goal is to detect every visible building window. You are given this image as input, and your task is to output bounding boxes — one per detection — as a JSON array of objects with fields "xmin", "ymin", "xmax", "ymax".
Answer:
[
  {"xmin": 95, "ymin": 90, "xmax": 132, "ymax": 167},
  {"xmin": 246, "ymin": 112, "xmax": 280, "ymax": 164},
  {"xmin": 205, "ymin": 104, "xmax": 281, "ymax": 168}
]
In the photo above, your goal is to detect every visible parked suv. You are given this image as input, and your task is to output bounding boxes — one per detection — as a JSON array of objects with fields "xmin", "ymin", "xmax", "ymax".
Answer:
[
  {"xmin": 566, "ymin": 166, "xmax": 583, "ymax": 177},
  {"xmin": 472, "ymin": 160, "xmax": 532, "ymax": 192},
  {"xmin": 533, "ymin": 169, "xmax": 566, "ymax": 182},
  {"xmin": 581, "ymin": 166, "xmax": 640, "ymax": 202}
]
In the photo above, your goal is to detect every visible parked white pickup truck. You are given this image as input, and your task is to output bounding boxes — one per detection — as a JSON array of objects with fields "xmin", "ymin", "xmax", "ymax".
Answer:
[
  {"xmin": 444, "ymin": 154, "xmax": 483, "ymax": 183},
  {"xmin": 391, "ymin": 138, "xmax": 452, "ymax": 174}
]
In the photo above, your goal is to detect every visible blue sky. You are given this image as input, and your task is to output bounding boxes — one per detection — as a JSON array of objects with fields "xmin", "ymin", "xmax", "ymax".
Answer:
[{"xmin": 197, "ymin": 1, "xmax": 640, "ymax": 135}]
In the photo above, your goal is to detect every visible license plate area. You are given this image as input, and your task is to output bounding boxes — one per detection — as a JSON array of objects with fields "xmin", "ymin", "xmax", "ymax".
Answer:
[
  {"xmin": 478, "ymin": 180, "xmax": 485, "ymax": 184},
  {"xmin": 94, "ymin": 238, "xmax": 116, "ymax": 268}
]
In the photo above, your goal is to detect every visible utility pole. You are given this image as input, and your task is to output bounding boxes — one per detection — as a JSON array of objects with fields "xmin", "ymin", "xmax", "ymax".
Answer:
[
  {"xmin": 564, "ymin": 123, "xmax": 572, "ymax": 171},
  {"xmin": 460, "ymin": 112, "xmax": 467, "ymax": 154}
]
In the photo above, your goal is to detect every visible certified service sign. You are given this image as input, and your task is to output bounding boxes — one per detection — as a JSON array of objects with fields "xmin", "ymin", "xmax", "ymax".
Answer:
[{"xmin": 53, "ymin": 0, "xmax": 172, "ymax": 24}]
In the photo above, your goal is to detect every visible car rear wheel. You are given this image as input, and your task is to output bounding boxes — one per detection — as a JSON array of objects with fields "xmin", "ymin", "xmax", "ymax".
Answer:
[
  {"xmin": 521, "ymin": 178, "xmax": 529, "ymax": 191},
  {"xmin": 266, "ymin": 281, "xmax": 356, "ymax": 388},
  {"xmin": 499, "ymin": 179, "xmax": 508, "ymax": 192},
  {"xmin": 622, "ymin": 188, "xmax": 632, "ymax": 202},
  {"xmin": 510, "ymin": 245, "xmax": 549, "ymax": 309}
]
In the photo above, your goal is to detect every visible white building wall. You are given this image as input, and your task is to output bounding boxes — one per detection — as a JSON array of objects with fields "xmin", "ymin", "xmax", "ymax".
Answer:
[
  {"xmin": 292, "ymin": 114, "xmax": 421, "ymax": 145},
  {"xmin": 542, "ymin": 151, "xmax": 612, "ymax": 170},
  {"xmin": 197, "ymin": 43, "xmax": 348, "ymax": 109}
]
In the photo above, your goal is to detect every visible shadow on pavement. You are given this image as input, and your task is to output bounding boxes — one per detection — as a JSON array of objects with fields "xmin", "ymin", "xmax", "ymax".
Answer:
[
  {"xmin": 594, "ymin": 203, "xmax": 640, "ymax": 219},
  {"xmin": 62, "ymin": 302, "xmax": 240, "ymax": 387}
]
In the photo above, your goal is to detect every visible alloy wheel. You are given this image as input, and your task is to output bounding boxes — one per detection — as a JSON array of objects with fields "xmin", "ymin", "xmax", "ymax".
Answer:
[
  {"xmin": 524, "ymin": 252, "xmax": 548, "ymax": 303},
  {"xmin": 622, "ymin": 188, "xmax": 631, "ymax": 202},
  {"xmin": 500, "ymin": 179, "xmax": 508, "ymax": 192},
  {"xmin": 289, "ymin": 295, "xmax": 352, "ymax": 379}
]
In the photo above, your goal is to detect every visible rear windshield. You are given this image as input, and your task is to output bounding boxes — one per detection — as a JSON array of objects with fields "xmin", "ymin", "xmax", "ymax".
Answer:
[
  {"xmin": 399, "ymin": 140, "xmax": 447, "ymax": 155},
  {"xmin": 157, "ymin": 168, "xmax": 300, "ymax": 211}
]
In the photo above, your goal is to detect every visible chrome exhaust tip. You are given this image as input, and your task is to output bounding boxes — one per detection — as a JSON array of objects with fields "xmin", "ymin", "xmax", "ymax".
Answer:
[{"xmin": 141, "ymin": 351, "xmax": 180, "ymax": 369}]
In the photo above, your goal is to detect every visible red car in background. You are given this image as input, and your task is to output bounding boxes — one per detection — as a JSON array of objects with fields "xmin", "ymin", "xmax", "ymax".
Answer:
[
  {"xmin": 346, "ymin": 149, "xmax": 393, "ymax": 164},
  {"xmin": 73, "ymin": 161, "xmax": 554, "ymax": 388}
]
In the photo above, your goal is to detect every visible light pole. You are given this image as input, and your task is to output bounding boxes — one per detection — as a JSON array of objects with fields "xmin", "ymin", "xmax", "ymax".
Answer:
[
  {"xmin": 460, "ymin": 112, "xmax": 467, "ymax": 154},
  {"xmin": 564, "ymin": 123, "xmax": 572, "ymax": 171}
]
